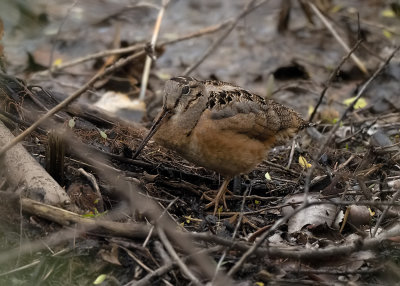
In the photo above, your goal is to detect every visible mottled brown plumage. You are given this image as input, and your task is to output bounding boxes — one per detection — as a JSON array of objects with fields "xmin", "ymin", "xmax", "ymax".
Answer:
[{"xmin": 134, "ymin": 76, "xmax": 309, "ymax": 214}]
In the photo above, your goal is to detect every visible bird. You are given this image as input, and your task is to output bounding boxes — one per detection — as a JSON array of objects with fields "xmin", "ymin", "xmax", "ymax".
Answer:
[{"xmin": 133, "ymin": 76, "xmax": 310, "ymax": 215}]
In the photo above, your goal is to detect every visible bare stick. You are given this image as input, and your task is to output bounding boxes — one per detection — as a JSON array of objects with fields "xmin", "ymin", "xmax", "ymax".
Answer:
[
  {"xmin": 286, "ymin": 138, "xmax": 296, "ymax": 169},
  {"xmin": 192, "ymin": 222, "xmax": 400, "ymax": 260},
  {"xmin": 0, "ymin": 51, "xmax": 145, "ymax": 157},
  {"xmin": 157, "ymin": 227, "xmax": 204, "ymax": 286},
  {"xmin": 308, "ymin": 2, "xmax": 368, "ymax": 75},
  {"xmin": 372, "ymin": 180, "xmax": 400, "ymax": 237},
  {"xmin": 142, "ymin": 197, "xmax": 178, "ymax": 248},
  {"xmin": 183, "ymin": 0, "xmax": 269, "ymax": 76},
  {"xmin": 227, "ymin": 199, "xmax": 314, "ymax": 276},
  {"xmin": 46, "ymin": 44, "xmax": 144, "ymax": 74},
  {"xmin": 308, "ymin": 39, "xmax": 363, "ymax": 122},
  {"xmin": 138, "ymin": 0, "xmax": 170, "ymax": 101},
  {"xmin": 78, "ymin": 168, "xmax": 104, "ymax": 212},
  {"xmin": 38, "ymin": 20, "xmax": 230, "ymax": 76},
  {"xmin": 120, "ymin": 246, "xmax": 174, "ymax": 286},
  {"xmin": 130, "ymin": 247, "xmax": 220, "ymax": 286}
]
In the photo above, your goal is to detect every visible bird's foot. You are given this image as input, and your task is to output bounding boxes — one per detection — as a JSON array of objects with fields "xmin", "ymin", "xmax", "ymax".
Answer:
[{"xmin": 202, "ymin": 189, "xmax": 233, "ymax": 215}]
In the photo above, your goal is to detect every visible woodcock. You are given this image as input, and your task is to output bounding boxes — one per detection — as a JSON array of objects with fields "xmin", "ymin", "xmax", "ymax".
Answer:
[{"xmin": 133, "ymin": 76, "xmax": 310, "ymax": 215}]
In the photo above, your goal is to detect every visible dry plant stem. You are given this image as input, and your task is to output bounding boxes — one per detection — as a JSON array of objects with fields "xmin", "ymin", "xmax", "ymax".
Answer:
[
  {"xmin": 265, "ymin": 160, "xmax": 299, "ymax": 176},
  {"xmin": 19, "ymin": 197, "xmax": 151, "ymax": 237},
  {"xmin": 130, "ymin": 247, "xmax": 221, "ymax": 286},
  {"xmin": 142, "ymin": 197, "xmax": 178, "ymax": 248},
  {"xmin": 0, "ymin": 249, "xmax": 68, "ymax": 277},
  {"xmin": 192, "ymin": 221, "xmax": 400, "ymax": 260},
  {"xmin": 227, "ymin": 200, "xmax": 313, "ymax": 276},
  {"xmin": 157, "ymin": 227, "xmax": 204, "ymax": 286},
  {"xmin": 372, "ymin": 185, "xmax": 400, "ymax": 237},
  {"xmin": 308, "ymin": 2, "xmax": 368, "ymax": 75},
  {"xmin": 48, "ymin": 0, "xmax": 78, "ymax": 69},
  {"xmin": 138, "ymin": 0, "xmax": 170, "ymax": 101},
  {"xmin": 43, "ymin": 19, "xmax": 230, "ymax": 76},
  {"xmin": 183, "ymin": 0, "xmax": 269, "ymax": 76},
  {"xmin": 78, "ymin": 167, "xmax": 104, "ymax": 211},
  {"xmin": 228, "ymin": 46, "xmax": 400, "ymax": 277},
  {"xmin": 0, "ymin": 50, "xmax": 145, "ymax": 157},
  {"xmin": 47, "ymin": 43, "xmax": 144, "ymax": 73},
  {"xmin": 286, "ymin": 138, "xmax": 296, "ymax": 169},
  {"xmin": 309, "ymin": 39, "xmax": 363, "ymax": 122},
  {"xmin": 120, "ymin": 246, "xmax": 173, "ymax": 286}
]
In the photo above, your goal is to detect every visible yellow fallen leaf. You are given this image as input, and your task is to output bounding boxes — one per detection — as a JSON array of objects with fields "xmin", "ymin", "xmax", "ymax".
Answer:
[
  {"xmin": 381, "ymin": 9, "xmax": 396, "ymax": 17},
  {"xmin": 330, "ymin": 5, "xmax": 343, "ymax": 13},
  {"xmin": 368, "ymin": 208, "xmax": 375, "ymax": 216},
  {"xmin": 52, "ymin": 58, "xmax": 63, "ymax": 67},
  {"xmin": 265, "ymin": 172, "xmax": 272, "ymax": 181},
  {"xmin": 383, "ymin": 29, "xmax": 392, "ymax": 39},
  {"xmin": 343, "ymin": 96, "xmax": 367, "ymax": 109},
  {"xmin": 308, "ymin": 105, "xmax": 314, "ymax": 116},
  {"xmin": 255, "ymin": 282, "xmax": 264, "ymax": 286},
  {"xmin": 299, "ymin": 156, "xmax": 312, "ymax": 168}
]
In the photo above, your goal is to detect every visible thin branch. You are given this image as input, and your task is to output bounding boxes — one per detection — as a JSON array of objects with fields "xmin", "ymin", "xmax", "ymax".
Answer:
[
  {"xmin": 142, "ymin": 197, "xmax": 178, "ymax": 248},
  {"xmin": 157, "ymin": 227, "xmax": 203, "ymax": 286},
  {"xmin": 372, "ymin": 181, "xmax": 400, "ymax": 237},
  {"xmin": 190, "ymin": 219, "xmax": 400, "ymax": 260},
  {"xmin": 227, "ymin": 199, "xmax": 314, "ymax": 276},
  {"xmin": 308, "ymin": 2, "xmax": 368, "ymax": 75},
  {"xmin": 138, "ymin": 0, "xmax": 170, "ymax": 101},
  {"xmin": 308, "ymin": 39, "xmax": 363, "ymax": 122},
  {"xmin": 38, "ymin": 18, "xmax": 231, "ymax": 76},
  {"xmin": 129, "ymin": 247, "xmax": 220, "ymax": 286}
]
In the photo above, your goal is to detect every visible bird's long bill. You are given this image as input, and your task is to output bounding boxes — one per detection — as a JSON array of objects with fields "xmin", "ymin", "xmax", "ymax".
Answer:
[{"xmin": 132, "ymin": 108, "xmax": 170, "ymax": 159}]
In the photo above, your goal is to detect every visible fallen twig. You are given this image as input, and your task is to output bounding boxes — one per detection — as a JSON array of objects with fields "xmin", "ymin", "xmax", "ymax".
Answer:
[
  {"xmin": 308, "ymin": 2, "xmax": 368, "ymax": 75},
  {"xmin": 138, "ymin": 0, "xmax": 170, "ymax": 101}
]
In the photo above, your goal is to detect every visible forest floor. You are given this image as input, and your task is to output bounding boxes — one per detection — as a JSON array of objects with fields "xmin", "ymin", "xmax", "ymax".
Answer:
[{"xmin": 1, "ymin": 0, "xmax": 400, "ymax": 285}]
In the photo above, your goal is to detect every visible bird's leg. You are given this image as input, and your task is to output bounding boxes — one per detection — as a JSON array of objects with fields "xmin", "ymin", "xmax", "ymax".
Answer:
[{"xmin": 203, "ymin": 177, "xmax": 232, "ymax": 215}]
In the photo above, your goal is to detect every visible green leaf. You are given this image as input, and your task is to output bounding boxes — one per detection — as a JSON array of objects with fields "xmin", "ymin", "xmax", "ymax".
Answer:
[
  {"xmin": 265, "ymin": 74, "xmax": 275, "ymax": 98},
  {"xmin": 68, "ymin": 118, "xmax": 75, "ymax": 128},
  {"xmin": 99, "ymin": 130, "xmax": 107, "ymax": 139},
  {"xmin": 93, "ymin": 274, "xmax": 107, "ymax": 285},
  {"xmin": 265, "ymin": 172, "xmax": 272, "ymax": 181}
]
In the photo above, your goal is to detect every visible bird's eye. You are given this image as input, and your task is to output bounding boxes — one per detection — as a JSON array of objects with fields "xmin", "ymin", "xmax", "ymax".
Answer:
[{"xmin": 181, "ymin": 85, "xmax": 190, "ymax": 95}]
